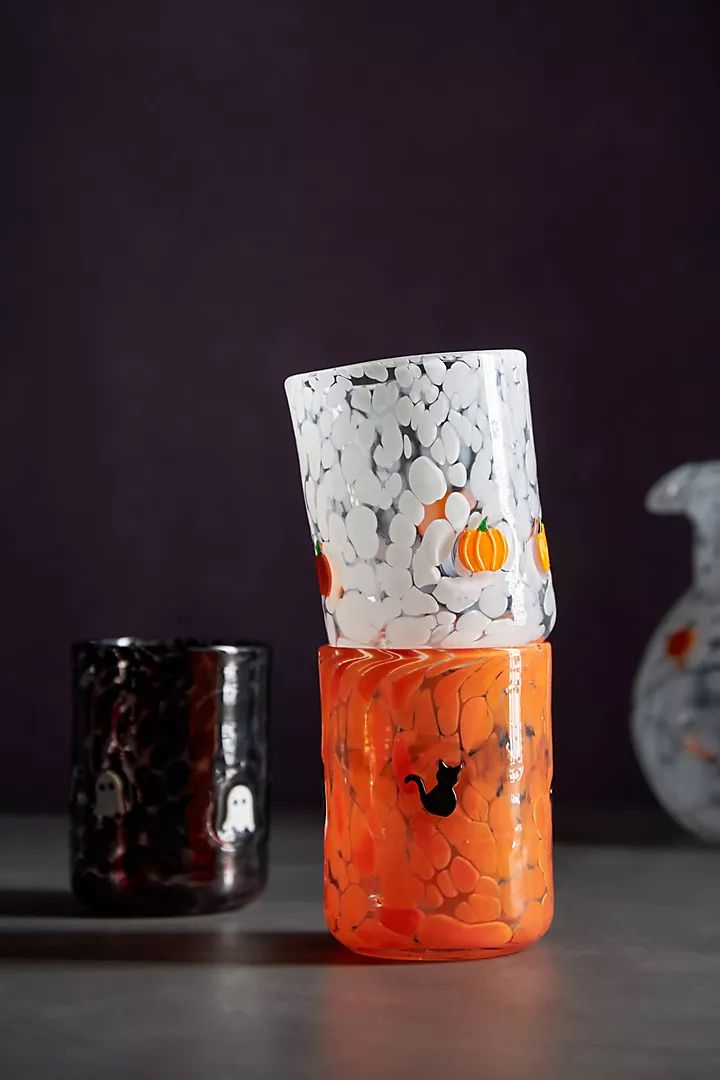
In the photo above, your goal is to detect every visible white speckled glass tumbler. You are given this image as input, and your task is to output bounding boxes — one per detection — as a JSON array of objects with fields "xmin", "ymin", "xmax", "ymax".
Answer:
[
  {"xmin": 286, "ymin": 351, "xmax": 555, "ymax": 647},
  {"xmin": 286, "ymin": 351, "xmax": 556, "ymax": 960}
]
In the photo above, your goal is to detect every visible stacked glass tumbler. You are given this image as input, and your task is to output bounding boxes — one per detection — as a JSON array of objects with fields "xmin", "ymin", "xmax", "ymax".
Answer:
[{"xmin": 286, "ymin": 351, "xmax": 556, "ymax": 960}]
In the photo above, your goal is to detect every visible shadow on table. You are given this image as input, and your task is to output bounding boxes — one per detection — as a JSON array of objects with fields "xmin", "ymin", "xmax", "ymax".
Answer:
[
  {"xmin": 0, "ymin": 890, "xmax": 394, "ymax": 965},
  {"xmin": 0, "ymin": 889, "xmax": 81, "ymax": 918}
]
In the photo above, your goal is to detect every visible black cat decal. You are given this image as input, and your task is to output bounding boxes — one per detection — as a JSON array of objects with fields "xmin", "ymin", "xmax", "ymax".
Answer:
[{"xmin": 404, "ymin": 760, "xmax": 464, "ymax": 817}]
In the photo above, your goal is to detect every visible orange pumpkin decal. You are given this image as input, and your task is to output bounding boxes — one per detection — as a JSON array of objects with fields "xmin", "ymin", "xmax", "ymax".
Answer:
[
  {"xmin": 457, "ymin": 517, "xmax": 508, "ymax": 573},
  {"xmin": 536, "ymin": 520, "xmax": 550, "ymax": 574},
  {"xmin": 315, "ymin": 540, "xmax": 332, "ymax": 597}
]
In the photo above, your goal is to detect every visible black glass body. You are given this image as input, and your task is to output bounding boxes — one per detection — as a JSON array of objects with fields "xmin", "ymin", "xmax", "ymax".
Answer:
[{"xmin": 70, "ymin": 639, "xmax": 269, "ymax": 915}]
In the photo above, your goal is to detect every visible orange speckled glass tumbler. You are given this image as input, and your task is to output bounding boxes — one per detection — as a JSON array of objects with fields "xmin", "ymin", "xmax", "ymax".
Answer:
[{"xmin": 320, "ymin": 645, "xmax": 553, "ymax": 960}]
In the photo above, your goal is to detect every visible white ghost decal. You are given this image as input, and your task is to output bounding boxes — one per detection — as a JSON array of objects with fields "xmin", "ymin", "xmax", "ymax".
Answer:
[
  {"xmin": 219, "ymin": 784, "xmax": 255, "ymax": 840},
  {"xmin": 94, "ymin": 770, "xmax": 126, "ymax": 821}
]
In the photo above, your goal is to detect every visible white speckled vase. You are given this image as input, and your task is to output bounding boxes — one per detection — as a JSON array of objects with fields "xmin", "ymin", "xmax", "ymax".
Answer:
[
  {"xmin": 631, "ymin": 462, "xmax": 720, "ymax": 841},
  {"xmin": 285, "ymin": 351, "xmax": 555, "ymax": 649}
]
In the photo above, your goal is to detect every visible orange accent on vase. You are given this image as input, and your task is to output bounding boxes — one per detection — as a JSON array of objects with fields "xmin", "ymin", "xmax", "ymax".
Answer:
[
  {"xmin": 666, "ymin": 626, "xmax": 696, "ymax": 668},
  {"xmin": 319, "ymin": 644, "xmax": 553, "ymax": 961},
  {"xmin": 457, "ymin": 521, "xmax": 509, "ymax": 573},
  {"xmin": 682, "ymin": 733, "xmax": 718, "ymax": 764},
  {"xmin": 315, "ymin": 544, "xmax": 332, "ymax": 597},
  {"xmin": 536, "ymin": 521, "xmax": 551, "ymax": 574}
]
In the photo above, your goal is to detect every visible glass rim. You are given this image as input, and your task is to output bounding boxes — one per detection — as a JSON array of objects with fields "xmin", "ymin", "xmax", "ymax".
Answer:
[
  {"xmin": 285, "ymin": 348, "xmax": 527, "ymax": 388},
  {"xmin": 73, "ymin": 638, "xmax": 270, "ymax": 656}
]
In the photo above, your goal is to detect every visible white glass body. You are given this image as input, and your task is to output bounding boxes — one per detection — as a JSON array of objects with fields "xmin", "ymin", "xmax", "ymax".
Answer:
[{"xmin": 285, "ymin": 351, "xmax": 555, "ymax": 649}]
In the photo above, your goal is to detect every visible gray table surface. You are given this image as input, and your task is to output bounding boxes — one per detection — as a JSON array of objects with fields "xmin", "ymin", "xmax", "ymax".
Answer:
[{"xmin": 1, "ymin": 815, "xmax": 719, "ymax": 1080}]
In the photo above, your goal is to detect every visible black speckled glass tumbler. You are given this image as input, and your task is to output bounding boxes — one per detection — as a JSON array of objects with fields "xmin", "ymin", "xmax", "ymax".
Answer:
[{"xmin": 71, "ymin": 639, "xmax": 270, "ymax": 915}]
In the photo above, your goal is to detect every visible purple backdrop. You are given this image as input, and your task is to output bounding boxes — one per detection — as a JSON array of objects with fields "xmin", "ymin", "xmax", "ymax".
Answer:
[{"xmin": 3, "ymin": 1, "xmax": 719, "ymax": 815}]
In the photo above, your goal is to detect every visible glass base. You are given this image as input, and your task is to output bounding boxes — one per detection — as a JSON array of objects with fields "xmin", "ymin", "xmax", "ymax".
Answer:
[
  {"xmin": 350, "ymin": 943, "xmax": 531, "ymax": 962},
  {"xmin": 72, "ymin": 866, "xmax": 265, "ymax": 916}
]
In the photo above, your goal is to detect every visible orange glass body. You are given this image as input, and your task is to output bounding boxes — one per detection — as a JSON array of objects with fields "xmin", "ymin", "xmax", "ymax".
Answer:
[{"xmin": 320, "ymin": 644, "xmax": 553, "ymax": 960}]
